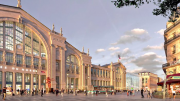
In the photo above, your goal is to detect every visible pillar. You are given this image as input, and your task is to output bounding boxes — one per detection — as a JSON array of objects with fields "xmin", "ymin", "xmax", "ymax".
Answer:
[
  {"xmin": 22, "ymin": 73, "xmax": 25, "ymax": 89},
  {"xmin": 60, "ymin": 47, "xmax": 66, "ymax": 89},
  {"xmin": 51, "ymin": 44, "xmax": 56, "ymax": 89},
  {"xmin": 2, "ymin": 71, "xmax": 5, "ymax": 88},
  {"xmin": 81, "ymin": 64, "xmax": 85, "ymax": 89},
  {"xmin": 31, "ymin": 74, "xmax": 33, "ymax": 90},
  {"xmin": 88, "ymin": 64, "xmax": 91, "ymax": 90},
  {"xmin": 13, "ymin": 72, "xmax": 16, "ymax": 94},
  {"xmin": 39, "ymin": 75, "xmax": 41, "ymax": 89}
]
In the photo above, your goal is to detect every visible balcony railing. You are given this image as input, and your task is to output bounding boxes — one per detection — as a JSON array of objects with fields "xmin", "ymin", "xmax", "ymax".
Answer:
[
  {"xmin": 165, "ymin": 34, "xmax": 180, "ymax": 44},
  {"xmin": 162, "ymin": 59, "xmax": 180, "ymax": 68}
]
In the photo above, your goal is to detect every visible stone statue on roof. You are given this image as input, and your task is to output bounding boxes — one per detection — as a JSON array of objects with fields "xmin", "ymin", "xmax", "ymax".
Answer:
[
  {"xmin": 52, "ymin": 24, "xmax": 55, "ymax": 32},
  {"xmin": 17, "ymin": 0, "xmax": 22, "ymax": 8}
]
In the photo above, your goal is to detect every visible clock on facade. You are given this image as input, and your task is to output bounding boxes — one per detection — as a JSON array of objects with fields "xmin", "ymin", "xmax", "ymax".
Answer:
[{"xmin": 17, "ymin": 44, "xmax": 22, "ymax": 50}]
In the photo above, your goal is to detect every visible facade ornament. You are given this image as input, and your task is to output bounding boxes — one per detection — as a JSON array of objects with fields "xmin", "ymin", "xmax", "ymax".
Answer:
[
  {"xmin": 82, "ymin": 46, "xmax": 84, "ymax": 52},
  {"xmin": 18, "ymin": 15, "xmax": 22, "ymax": 23},
  {"xmin": 17, "ymin": 0, "xmax": 22, "ymax": 8},
  {"xmin": 60, "ymin": 27, "xmax": 63, "ymax": 36},
  {"xmin": 87, "ymin": 48, "xmax": 89, "ymax": 55},
  {"xmin": 111, "ymin": 62, "xmax": 113, "ymax": 65},
  {"xmin": 52, "ymin": 24, "xmax": 55, "ymax": 32},
  {"xmin": 118, "ymin": 59, "xmax": 120, "ymax": 63}
]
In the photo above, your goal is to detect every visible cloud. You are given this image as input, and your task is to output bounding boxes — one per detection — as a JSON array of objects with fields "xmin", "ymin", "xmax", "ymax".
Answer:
[
  {"xmin": 157, "ymin": 29, "xmax": 165, "ymax": 35},
  {"xmin": 111, "ymin": 48, "xmax": 131, "ymax": 57},
  {"xmin": 130, "ymin": 52, "xmax": 165, "ymax": 73},
  {"xmin": 127, "ymin": 68, "xmax": 146, "ymax": 74},
  {"xmin": 96, "ymin": 49, "xmax": 105, "ymax": 53},
  {"xmin": 142, "ymin": 44, "xmax": 164, "ymax": 51},
  {"xmin": 112, "ymin": 28, "xmax": 150, "ymax": 45},
  {"xmin": 108, "ymin": 47, "xmax": 120, "ymax": 51}
]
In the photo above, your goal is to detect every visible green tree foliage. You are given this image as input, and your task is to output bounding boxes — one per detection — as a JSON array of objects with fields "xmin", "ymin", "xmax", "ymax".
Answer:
[{"xmin": 112, "ymin": 0, "xmax": 180, "ymax": 17}]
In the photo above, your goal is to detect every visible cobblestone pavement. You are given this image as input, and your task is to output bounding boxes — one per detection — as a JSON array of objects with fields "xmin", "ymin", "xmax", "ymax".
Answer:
[{"xmin": 1, "ymin": 92, "xmax": 179, "ymax": 101}]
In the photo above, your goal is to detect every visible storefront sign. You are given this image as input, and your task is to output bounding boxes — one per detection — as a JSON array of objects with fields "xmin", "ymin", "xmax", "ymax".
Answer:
[
  {"xmin": 157, "ymin": 86, "xmax": 162, "ymax": 91},
  {"xmin": 172, "ymin": 76, "xmax": 180, "ymax": 79}
]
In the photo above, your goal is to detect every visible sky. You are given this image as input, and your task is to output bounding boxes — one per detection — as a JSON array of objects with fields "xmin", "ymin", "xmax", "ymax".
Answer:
[{"xmin": 0, "ymin": 0, "xmax": 169, "ymax": 78}]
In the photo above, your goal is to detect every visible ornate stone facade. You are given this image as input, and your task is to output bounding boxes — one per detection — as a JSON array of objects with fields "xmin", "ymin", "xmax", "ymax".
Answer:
[{"xmin": 0, "ymin": 3, "xmax": 126, "ymax": 94}]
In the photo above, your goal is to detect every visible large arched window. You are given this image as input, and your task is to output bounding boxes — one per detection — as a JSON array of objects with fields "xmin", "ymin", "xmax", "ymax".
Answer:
[
  {"xmin": 0, "ymin": 21, "xmax": 47, "ymax": 69},
  {"xmin": 66, "ymin": 55, "xmax": 79, "ymax": 74}
]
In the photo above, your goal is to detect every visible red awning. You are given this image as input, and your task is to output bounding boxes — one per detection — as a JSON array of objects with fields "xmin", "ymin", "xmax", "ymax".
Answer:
[
  {"xmin": 157, "ymin": 79, "xmax": 180, "ymax": 85},
  {"xmin": 166, "ymin": 73, "xmax": 180, "ymax": 78}
]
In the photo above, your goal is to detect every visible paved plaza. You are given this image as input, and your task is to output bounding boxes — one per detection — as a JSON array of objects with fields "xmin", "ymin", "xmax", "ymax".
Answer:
[{"xmin": 1, "ymin": 92, "xmax": 180, "ymax": 101}]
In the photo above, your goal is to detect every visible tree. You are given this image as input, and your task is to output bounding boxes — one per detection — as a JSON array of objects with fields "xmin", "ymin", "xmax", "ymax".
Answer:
[{"xmin": 111, "ymin": 0, "xmax": 180, "ymax": 20}]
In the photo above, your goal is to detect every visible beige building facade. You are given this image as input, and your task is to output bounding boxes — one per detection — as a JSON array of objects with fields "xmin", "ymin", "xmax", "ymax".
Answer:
[
  {"xmin": 161, "ymin": 12, "xmax": 180, "ymax": 91},
  {"xmin": 0, "ymin": 3, "xmax": 126, "ymax": 94},
  {"xmin": 138, "ymin": 72, "xmax": 159, "ymax": 91}
]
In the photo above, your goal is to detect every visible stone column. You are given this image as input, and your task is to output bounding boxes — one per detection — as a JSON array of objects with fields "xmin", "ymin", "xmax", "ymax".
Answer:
[
  {"xmin": 31, "ymin": 74, "xmax": 33, "ymax": 90},
  {"xmin": 81, "ymin": 64, "xmax": 85, "ymax": 89},
  {"xmin": 2, "ymin": 71, "xmax": 5, "ymax": 88},
  {"xmin": 60, "ymin": 47, "xmax": 66, "ymax": 89},
  {"xmin": 22, "ymin": 73, "xmax": 25, "ymax": 89},
  {"xmin": 39, "ymin": 75, "xmax": 41, "ymax": 89},
  {"xmin": 114, "ymin": 71, "xmax": 116, "ymax": 89},
  {"xmin": 13, "ymin": 72, "xmax": 16, "ymax": 94},
  {"xmin": 51, "ymin": 44, "xmax": 56, "ymax": 89},
  {"xmin": 88, "ymin": 64, "xmax": 91, "ymax": 90}
]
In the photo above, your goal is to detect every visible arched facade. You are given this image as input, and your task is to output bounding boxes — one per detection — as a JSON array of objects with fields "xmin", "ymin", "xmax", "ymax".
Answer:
[{"xmin": 0, "ymin": 3, "xmax": 126, "ymax": 94}]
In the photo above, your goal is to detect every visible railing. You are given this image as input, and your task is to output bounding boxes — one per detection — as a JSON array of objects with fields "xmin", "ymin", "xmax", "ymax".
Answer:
[
  {"xmin": 162, "ymin": 60, "xmax": 180, "ymax": 68},
  {"xmin": 165, "ymin": 34, "xmax": 180, "ymax": 44}
]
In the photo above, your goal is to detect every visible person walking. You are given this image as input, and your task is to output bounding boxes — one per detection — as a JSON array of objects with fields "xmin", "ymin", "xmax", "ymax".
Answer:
[
  {"xmin": 172, "ymin": 90, "xmax": 176, "ymax": 99},
  {"xmin": 61, "ymin": 88, "xmax": 64, "ymax": 97},
  {"xmin": 141, "ymin": 88, "xmax": 144, "ymax": 98},
  {"xmin": 56, "ymin": 89, "xmax": 59, "ymax": 96},
  {"xmin": 106, "ymin": 89, "xmax": 108, "ymax": 97},
  {"xmin": 150, "ymin": 89, "xmax": 152, "ymax": 99},
  {"xmin": 0, "ymin": 88, "xmax": 1, "ymax": 95},
  {"xmin": 41, "ymin": 88, "xmax": 43, "ymax": 97},
  {"xmin": 3, "ymin": 87, "xmax": 6, "ymax": 100},
  {"xmin": 32, "ymin": 89, "xmax": 34, "ymax": 96}
]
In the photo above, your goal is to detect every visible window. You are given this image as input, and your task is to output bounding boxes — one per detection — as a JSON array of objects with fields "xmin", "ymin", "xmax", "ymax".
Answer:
[
  {"xmin": 16, "ymin": 23, "xmax": 23, "ymax": 45},
  {"xmin": 146, "ymin": 78, "xmax": 147, "ymax": 83},
  {"xmin": 6, "ymin": 52, "xmax": 13, "ymax": 63},
  {"xmin": 94, "ymin": 69, "xmax": 96, "ymax": 76},
  {"xmin": 33, "ymin": 74, "xmax": 38, "ymax": 83},
  {"xmin": 85, "ymin": 67, "xmax": 88, "ymax": 75},
  {"xmin": 41, "ymin": 43, "xmax": 46, "ymax": 57},
  {"xmin": 33, "ymin": 58, "xmax": 39, "ymax": 69},
  {"xmin": 25, "ymin": 27, "xmax": 31, "ymax": 54},
  {"xmin": 0, "ymin": 51, "xmax": 3, "ymax": 62},
  {"xmin": 56, "ymin": 76, "xmax": 59, "ymax": 89},
  {"xmin": 173, "ymin": 45, "xmax": 176, "ymax": 54},
  {"xmin": 41, "ymin": 75, "xmax": 46, "ymax": 84},
  {"xmin": 0, "ymin": 22, "xmax": 3, "ymax": 48},
  {"xmin": 25, "ymin": 74, "xmax": 31, "ymax": 83},
  {"xmin": 6, "ymin": 72, "xmax": 12, "ymax": 82},
  {"xmin": 56, "ymin": 62, "xmax": 60, "ymax": 71},
  {"xmin": 41, "ymin": 59, "xmax": 46, "ymax": 70},
  {"xmin": 16, "ymin": 54, "xmax": 23, "ymax": 65},
  {"xmin": 26, "ymin": 56, "xmax": 31, "ymax": 66},
  {"xmin": 16, "ymin": 73, "xmax": 22, "ymax": 82},
  {"xmin": 91, "ymin": 68, "xmax": 93, "ymax": 75},
  {"xmin": 66, "ymin": 55, "xmax": 79, "ymax": 73},
  {"xmin": 97, "ymin": 70, "xmax": 99, "ymax": 77},
  {"xmin": 100, "ymin": 70, "xmax": 102, "ymax": 77},
  {"xmin": 0, "ymin": 71, "xmax": 2, "ymax": 82},
  {"xmin": 33, "ymin": 32, "xmax": 39, "ymax": 56},
  {"xmin": 5, "ymin": 22, "xmax": 13, "ymax": 51}
]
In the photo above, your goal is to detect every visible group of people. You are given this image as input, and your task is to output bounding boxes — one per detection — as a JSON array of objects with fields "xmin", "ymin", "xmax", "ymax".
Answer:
[
  {"xmin": 53, "ymin": 88, "xmax": 65, "ymax": 96},
  {"xmin": 0, "ymin": 87, "xmax": 7, "ymax": 100},
  {"xmin": 168, "ymin": 89, "xmax": 177, "ymax": 99},
  {"xmin": 141, "ymin": 88, "xmax": 153, "ymax": 99}
]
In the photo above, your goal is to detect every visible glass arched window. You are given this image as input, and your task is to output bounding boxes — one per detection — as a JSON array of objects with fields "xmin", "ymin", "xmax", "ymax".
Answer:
[{"xmin": 66, "ymin": 55, "xmax": 79, "ymax": 74}]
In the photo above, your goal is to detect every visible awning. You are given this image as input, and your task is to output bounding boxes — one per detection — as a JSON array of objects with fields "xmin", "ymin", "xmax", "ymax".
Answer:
[
  {"xmin": 157, "ymin": 79, "xmax": 180, "ymax": 85},
  {"xmin": 167, "ymin": 73, "xmax": 180, "ymax": 78}
]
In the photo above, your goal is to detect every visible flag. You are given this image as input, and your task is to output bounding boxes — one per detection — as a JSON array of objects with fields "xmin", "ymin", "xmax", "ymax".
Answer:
[{"xmin": 118, "ymin": 54, "xmax": 121, "ymax": 59}]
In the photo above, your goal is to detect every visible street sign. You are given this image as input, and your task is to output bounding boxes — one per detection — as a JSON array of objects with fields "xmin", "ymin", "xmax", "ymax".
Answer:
[{"xmin": 172, "ymin": 76, "xmax": 180, "ymax": 79}]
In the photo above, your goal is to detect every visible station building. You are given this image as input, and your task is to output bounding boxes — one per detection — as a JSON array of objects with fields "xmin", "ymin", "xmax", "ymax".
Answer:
[{"xmin": 0, "ymin": 2, "xmax": 126, "ymax": 94}]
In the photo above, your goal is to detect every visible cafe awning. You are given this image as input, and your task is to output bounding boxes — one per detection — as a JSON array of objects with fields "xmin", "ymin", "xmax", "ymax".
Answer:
[{"xmin": 157, "ymin": 73, "xmax": 180, "ymax": 85}]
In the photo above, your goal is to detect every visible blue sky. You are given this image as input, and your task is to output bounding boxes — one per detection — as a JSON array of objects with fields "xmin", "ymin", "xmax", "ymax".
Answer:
[{"xmin": 1, "ymin": 0, "xmax": 168, "ymax": 78}]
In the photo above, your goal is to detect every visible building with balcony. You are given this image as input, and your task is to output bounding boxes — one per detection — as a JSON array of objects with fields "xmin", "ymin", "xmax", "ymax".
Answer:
[
  {"xmin": 0, "ymin": 2, "xmax": 126, "ymax": 94},
  {"xmin": 138, "ymin": 72, "xmax": 159, "ymax": 91},
  {"xmin": 160, "ymin": 11, "xmax": 180, "ymax": 91},
  {"xmin": 126, "ymin": 72, "xmax": 141, "ymax": 90}
]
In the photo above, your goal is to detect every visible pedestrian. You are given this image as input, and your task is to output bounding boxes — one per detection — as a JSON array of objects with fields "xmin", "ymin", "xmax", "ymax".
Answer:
[
  {"xmin": 127, "ymin": 90, "xmax": 129, "ymax": 96},
  {"xmin": 96, "ymin": 90, "xmax": 98, "ymax": 96},
  {"xmin": 150, "ymin": 89, "xmax": 152, "ymax": 99},
  {"xmin": 11, "ymin": 88, "xmax": 13, "ymax": 96},
  {"xmin": 68, "ymin": 89, "xmax": 69, "ymax": 94},
  {"xmin": 61, "ymin": 88, "xmax": 64, "ymax": 97},
  {"xmin": 132, "ymin": 90, "xmax": 135, "ymax": 96},
  {"xmin": 41, "ymin": 88, "xmax": 43, "ymax": 97},
  {"xmin": 56, "ymin": 89, "xmax": 59, "ymax": 96},
  {"xmin": 17, "ymin": 89, "xmax": 19, "ymax": 95},
  {"xmin": 106, "ymin": 89, "xmax": 108, "ymax": 97},
  {"xmin": 32, "ymin": 89, "xmax": 34, "ymax": 96},
  {"xmin": 0, "ymin": 88, "xmax": 1, "ymax": 95},
  {"xmin": 3, "ymin": 87, "xmax": 6, "ymax": 100},
  {"xmin": 172, "ymin": 90, "xmax": 176, "ymax": 99},
  {"xmin": 141, "ymin": 88, "xmax": 144, "ymax": 98}
]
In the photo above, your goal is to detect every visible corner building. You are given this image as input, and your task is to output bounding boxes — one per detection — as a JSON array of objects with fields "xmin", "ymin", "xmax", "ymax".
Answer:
[{"xmin": 0, "ymin": 4, "xmax": 126, "ymax": 94}]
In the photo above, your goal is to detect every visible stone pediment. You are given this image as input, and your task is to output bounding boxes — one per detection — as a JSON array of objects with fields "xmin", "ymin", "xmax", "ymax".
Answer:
[{"xmin": 50, "ymin": 33, "xmax": 66, "ymax": 49}]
